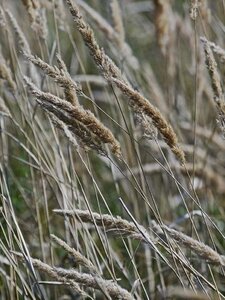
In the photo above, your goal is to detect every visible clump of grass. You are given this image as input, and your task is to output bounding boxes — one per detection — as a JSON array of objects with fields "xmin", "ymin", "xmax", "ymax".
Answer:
[
  {"xmin": 24, "ymin": 53, "xmax": 80, "ymax": 104},
  {"xmin": 66, "ymin": 0, "xmax": 185, "ymax": 164},
  {"xmin": 1, "ymin": 1, "xmax": 225, "ymax": 299},
  {"xmin": 24, "ymin": 75, "xmax": 121, "ymax": 157},
  {"xmin": 153, "ymin": 222, "xmax": 225, "ymax": 266},
  {"xmin": 14, "ymin": 250, "xmax": 134, "ymax": 300},
  {"xmin": 55, "ymin": 208, "xmax": 225, "ymax": 267},
  {"xmin": 21, "ymin": 0, "xmax": 47, "ymax": 39},
  {"xmin": 112, "ymin": 78, "xmax": 185, "ymax": 163},
  {"xmin": 53, "ymin": 208, "xmax": 152, "ymax": 242},
  {"xmin": 13, "ymin": 252, "xmax": 86, "ymax": 296},
  {"xmin": 51, "ymin": 234, "xmax": 98, "ymax": 274}
]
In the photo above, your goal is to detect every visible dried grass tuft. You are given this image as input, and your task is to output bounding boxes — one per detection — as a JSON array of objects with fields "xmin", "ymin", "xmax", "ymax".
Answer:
[
  {"xmin": 13, "ymin": 252, "xmax": 86, "ymax": 296},
  {"xmin": 14, "ymin": 251, "xmax": 134, "ymax": 300},
  {"xmin": 24, "ymin": 53, "xmax": 80, "ymax": 104},
  {"xmin": 55, "ymin": 209, "xmax": 225, "ymax": 268},
  {"xmin": 24, "ymin": 76, "xmax": 121, "ymax": 157},
  {"xmin": 21, "ymin": 0, "xmax": 47, "ymax": 39},
  {"xmin": 112, "ymin": 78, "xmax": 185, "ymax": 164},
  {"xmin": 51, "ymin": 234, "xmax": 98, "ymax": 274},
  {"xmin": 66, "ymin": 0, "xmax": 185, "ymax": 164},
  {"xmin": 6, "ymin": 9, "xmax": 31, "ymax": 54},
  {"xmin": 152, "ymin": 222, "xmax": 225, "ymax": 266},
  {"xmin": 54, "ymin": 267, "xmax": 135, "ymax": 300},
  {"xmin": 201, "ymin": 36, "xmax": 225, "ymax": 136},
  {"xmin": 53, "ymin": 208, "xmax": 156, "ymax": 244}
]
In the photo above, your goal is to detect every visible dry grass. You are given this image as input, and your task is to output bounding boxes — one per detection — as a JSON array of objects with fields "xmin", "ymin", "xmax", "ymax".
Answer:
[{"xmin": 0, "ymin": 1, "xmax": 225, "ymax": 299}]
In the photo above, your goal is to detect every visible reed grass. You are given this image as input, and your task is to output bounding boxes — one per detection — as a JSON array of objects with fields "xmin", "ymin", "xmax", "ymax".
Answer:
[{"xmin": 0, "ymin": 1, "xmax": 225, "ymax": 299}]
